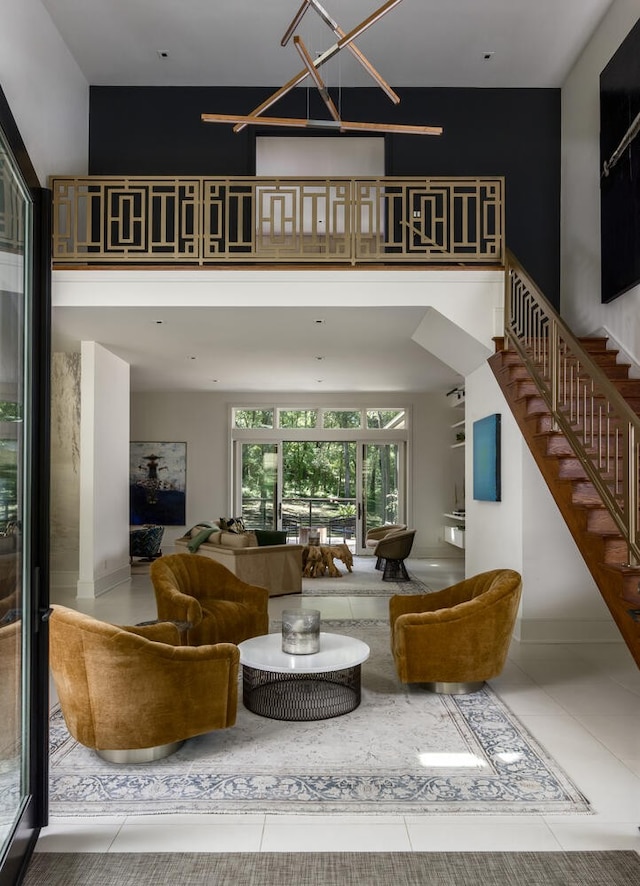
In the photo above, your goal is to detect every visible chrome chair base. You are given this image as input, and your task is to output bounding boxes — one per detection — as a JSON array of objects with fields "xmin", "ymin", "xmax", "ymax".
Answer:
[
  {"xmin": 96, "ymin": 740, "xmax": 185, "ymax": 763},
  {"xmin": 423, "ymin": 680, "xmax": 485, "ymax": 695}
]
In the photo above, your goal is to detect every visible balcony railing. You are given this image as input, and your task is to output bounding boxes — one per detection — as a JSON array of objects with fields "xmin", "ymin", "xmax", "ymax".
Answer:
[{"xmin": 49, "ymin": 175, "xmax": 504, "ymax": 266}]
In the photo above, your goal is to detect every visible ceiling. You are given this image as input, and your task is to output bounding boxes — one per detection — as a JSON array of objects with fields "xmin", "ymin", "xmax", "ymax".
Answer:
[
  {"xmin": 45, "ymin": 0, "xmax": 614, "ymax": 394},
  {"xmin": 52, "ymin": 306, "xmax": 462, "ymax": 394},
  {"xmin": 41, "ymin": 0, "xmax": 613, "ymax": 89}
]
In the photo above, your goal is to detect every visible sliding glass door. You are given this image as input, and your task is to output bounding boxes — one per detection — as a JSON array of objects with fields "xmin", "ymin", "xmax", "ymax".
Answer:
[
  {"xmin": 236, "ymin": 438, "xmax": 405, "ymax": 554},
  {"xmin": 360, "ymin": 442, "xmax": 403, "ymax": 549},
  {"xmin": 0, "ymin": 95, "xmax": 50, "ymax": 885},
  {"xmin": 239, "ymin": 442, "xmax": 279, "ymax": 530}
]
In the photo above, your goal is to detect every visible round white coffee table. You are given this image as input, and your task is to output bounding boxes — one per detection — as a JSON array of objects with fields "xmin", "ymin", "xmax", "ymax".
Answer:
[{"xmin": 238, "ymin": 632, "xmax": 370, "ymax": 721}]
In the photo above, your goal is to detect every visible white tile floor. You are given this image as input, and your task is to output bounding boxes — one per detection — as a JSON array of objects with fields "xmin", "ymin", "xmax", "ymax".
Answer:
[{"xmin": 38, "ymin": 558, "xmax": 640, "ymax": 854}]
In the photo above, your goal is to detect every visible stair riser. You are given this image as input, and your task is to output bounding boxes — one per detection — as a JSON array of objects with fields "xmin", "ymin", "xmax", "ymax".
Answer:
[{"xmin": 587, "ymin": 509, "xmax": 621, "ymax": 535}]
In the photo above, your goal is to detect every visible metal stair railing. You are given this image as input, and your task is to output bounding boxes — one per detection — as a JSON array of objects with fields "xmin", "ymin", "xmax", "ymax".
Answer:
[{"xmin": 504, "ymin": 250, "xmax": 640, "ymax": 566}]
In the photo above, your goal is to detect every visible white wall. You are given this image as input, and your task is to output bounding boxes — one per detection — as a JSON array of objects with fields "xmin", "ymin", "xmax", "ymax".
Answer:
[
  {"xmin": 465, "ymin": 363, "xmax": 615, "ymax": 642},
  {"xmin": 78, "ymin": 342, "xmax": 130, "ymax": 597},
  {"xmin": 1, "ymin": 0, "xmax": 88, "ymax": 182},
  {"xmin": 130, "ymin": 389, "xmax": 462, "ymax": 559},
  {"xmin": 561, "ymin": 1, "xmax": 640, "ymax": 363}
]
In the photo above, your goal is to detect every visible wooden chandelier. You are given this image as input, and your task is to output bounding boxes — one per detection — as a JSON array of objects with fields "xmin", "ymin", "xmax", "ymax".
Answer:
[{"xmin": 201, "ymin": 0, "xmax": 443, "ymax": 137}]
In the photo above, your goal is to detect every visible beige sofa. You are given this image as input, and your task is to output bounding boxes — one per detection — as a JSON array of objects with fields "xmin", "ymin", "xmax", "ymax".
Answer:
[{"xmin": 174, "ymin": 529, "xmax": 303, "ymax": 597}]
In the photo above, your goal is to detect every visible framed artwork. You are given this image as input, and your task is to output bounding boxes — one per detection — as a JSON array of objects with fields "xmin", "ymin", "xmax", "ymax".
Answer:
[
  {"xmin": 130, "ymin": 441, "xmax": 186, "ymax": 525},
  {"xmin": 600, "ymin": 16, "xmax": 640, "ymax": 303},
  {"xmin": 473, "ymin": 414, "xmax": 501, "ymax": 502}
]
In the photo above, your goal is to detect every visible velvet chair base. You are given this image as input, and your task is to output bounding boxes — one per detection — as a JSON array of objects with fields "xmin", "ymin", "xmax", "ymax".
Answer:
[
  {"xmin": 382, "ymin": 558, "xmax": 410, "ymax": 581},
  {"xmin": 97, "ymin": 740, "xmax": 185, "ymax": 764},
  {"xmin": 423, "ymin": 681, "xmax": 485, "ymax": 695}
]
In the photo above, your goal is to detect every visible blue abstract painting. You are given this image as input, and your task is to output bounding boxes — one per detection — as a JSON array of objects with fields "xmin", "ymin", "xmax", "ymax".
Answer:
[{"xmin": 473, "ymin": 414, "xmax": 501, "ymax": 501}]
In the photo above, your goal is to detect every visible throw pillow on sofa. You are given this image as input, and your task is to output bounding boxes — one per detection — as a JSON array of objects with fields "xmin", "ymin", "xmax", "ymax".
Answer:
[{"xmin": 217, "ymin": 517, "xmax": 246, "ymax": 533}]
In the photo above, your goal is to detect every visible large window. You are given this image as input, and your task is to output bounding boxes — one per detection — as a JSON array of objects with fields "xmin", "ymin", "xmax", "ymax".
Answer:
[{"xmin": 232, "ymin": 404, "xmax": 408, "ymax": 552}]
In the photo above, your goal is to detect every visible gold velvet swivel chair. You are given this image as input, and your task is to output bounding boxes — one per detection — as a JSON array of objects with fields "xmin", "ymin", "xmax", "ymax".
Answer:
[
  {"xmin": 49, "ymin": 604, "xmax": 240, "ymax": 762},
  {"xmin": 374, "ymin": 529, "xmax": 416, "ymax": 581},
  {"xmin": 389, "ymin": 569, "xmax": 522, "ymax": 693},
  {"xmin": 0, "ymin": 591, "xmax": 21, "ymax": 761},
  {"xmin": 150, "ymin": 553, "xmax": 269, "ymax": 646}
]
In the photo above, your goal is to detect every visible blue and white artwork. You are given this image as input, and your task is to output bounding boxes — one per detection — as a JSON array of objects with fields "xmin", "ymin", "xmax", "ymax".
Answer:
[{"xmin": 130, "ymin": 441, "xmax": 186, "ymax": 525}]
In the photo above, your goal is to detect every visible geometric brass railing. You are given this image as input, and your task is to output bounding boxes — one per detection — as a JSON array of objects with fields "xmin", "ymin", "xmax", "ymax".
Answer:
[
  {"xmin": 50, "ymin": 175, "xmax": 504, "ymax": 266},
  {"xmin": 505, "ymin": 250, "xmax": 640, "ymax": 565}
]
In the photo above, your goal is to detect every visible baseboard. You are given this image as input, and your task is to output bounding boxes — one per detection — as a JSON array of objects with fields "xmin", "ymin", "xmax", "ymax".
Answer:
[
  {"xmin": 515, "ymin": 616, "xmax": 623, "ymax": 644},
  {"xmin": 76, "ymin": 564, "xmax": 131, "ymax": 598}
]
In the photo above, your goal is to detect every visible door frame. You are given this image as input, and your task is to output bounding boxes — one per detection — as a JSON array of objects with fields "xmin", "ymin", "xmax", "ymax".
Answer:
[
  {"xmin": 0, "ymin": 89, "xmax": 51, "ymax": 886},
  {"xmin": 232, "ymin": 422, "xmax": 409, "ymax": 553}
]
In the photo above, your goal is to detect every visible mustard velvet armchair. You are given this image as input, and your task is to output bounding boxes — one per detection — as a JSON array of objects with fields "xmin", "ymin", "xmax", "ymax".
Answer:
[
  {"xmin": 389, "ymin": 569, "xmax": 522, "ymax": 693},
  {"xmin": 150, "ymin": 553, "xmax": 269, "ymax": 646},
  {"xmin": 49, "ymin": 604, "xmax": 240, "ymax": 762},
  {"xmin": 0, "ymin": 592, "xmax": 20, "ymax": 761}
]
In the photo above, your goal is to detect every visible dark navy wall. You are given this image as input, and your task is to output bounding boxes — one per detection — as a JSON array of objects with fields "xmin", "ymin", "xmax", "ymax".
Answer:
[{"xmin": 89, "ymin": 85, "xmax": 560, "ymax": 304}]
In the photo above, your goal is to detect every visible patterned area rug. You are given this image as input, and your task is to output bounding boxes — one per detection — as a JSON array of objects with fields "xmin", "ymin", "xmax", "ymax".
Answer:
[
  {"xmin": 303, "ymin": 556, "xmax": 430, "ymax": 596},
  {"xmin": 47, "ymin": 621, "xmax": 590, "ymax": 818}
]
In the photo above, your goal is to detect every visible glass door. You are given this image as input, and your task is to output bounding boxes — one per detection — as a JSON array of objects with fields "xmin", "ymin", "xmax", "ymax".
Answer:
[
  {"xmin": 281, "ymin": 441, "xmax": 357, "ymax": 545},
  {"xmin": 358, "ymin": 442, "xmax": 404, "ymax": 552},
  {"xmin": 238, "ymin": 442, "xmax": 279, "ymax": 530},
  {"xmin": 0, "ymin": 96, "xmax": 50, "ymax": 884}
]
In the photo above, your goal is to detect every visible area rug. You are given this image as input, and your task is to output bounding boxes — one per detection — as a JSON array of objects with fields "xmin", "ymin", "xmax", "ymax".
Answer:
[
  {"xmin": 23, "ymin": 852, "xmax": 640, "ymax": 886},
  {"xmin": 47, "ymin": 620, "xmax": 590, "ymax": 818},
  {"xmin": 303, "ymin": 556, "xmax": 430, "ymax": 596}
]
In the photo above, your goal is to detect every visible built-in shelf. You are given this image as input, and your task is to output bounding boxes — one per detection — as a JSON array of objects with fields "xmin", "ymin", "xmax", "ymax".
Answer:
[
  {"xmin": 443, "ymin": 524, "xmax": 465, "ymax": 548},
  {"xmin": 446, "ymin": 390, "xmax": 465, "ymax": 550}
]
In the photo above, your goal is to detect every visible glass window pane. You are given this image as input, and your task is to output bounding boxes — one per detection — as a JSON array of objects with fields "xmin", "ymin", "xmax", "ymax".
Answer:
[
  {"xmin": 278, "ymin": 409, "xmax": 318, "ymax": 428},
  {"xmin": 0, "ymin": 126, "xmax": 29, "ymax": 857},
  {"xmin": 233, "ymin": 408, "xmax": 273, "ymax": 429},
  {"xmin": 366, "ymin": 409, "xmax": 406, "ymax": 429},
  {"xmin": 322, "ymin": 410, "xmax": 362, "ymax": 429},
  {"xmin": 364, "ymin": 443, "xmax": 400, "ymax": 530},
  {"xmin": 240, "ymin": 443, "xmax": 277, "ymax": 529}
]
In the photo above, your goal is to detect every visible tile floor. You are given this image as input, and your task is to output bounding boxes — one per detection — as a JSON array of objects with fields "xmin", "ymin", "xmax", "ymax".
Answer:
[{"xmin": 38, "ymin": 558, "xmax": 640, "ymax": 854}]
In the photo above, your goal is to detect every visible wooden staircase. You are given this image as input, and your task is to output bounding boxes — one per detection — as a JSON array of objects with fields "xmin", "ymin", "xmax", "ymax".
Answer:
[{"xmin": 489, "ymin": 336, "xmax": 640, "ymax": 668}]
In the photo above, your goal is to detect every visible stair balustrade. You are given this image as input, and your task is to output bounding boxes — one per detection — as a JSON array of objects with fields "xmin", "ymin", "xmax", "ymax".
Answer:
[{"xmin": 503, "ymin": 251, "xmax": 640, "ymax": 567}]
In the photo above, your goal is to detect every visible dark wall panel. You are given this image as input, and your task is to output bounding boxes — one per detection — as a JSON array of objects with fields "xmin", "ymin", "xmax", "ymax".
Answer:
[{"xmin": 89, "ymin": 85, "xmax": 560, "ymax": 305}]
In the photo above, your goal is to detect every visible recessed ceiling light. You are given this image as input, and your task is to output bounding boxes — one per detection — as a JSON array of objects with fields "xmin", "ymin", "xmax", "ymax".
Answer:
[
  {"xmin": 186, "ymin": 355, "xmax": 197, "ymax": 361},
  {"xmin": 315, "ymin": 355, "xmax": 325, "ymax": 361},
  {"xmin": 483, "ymin": 51, "xmax": 494, "ymax": 60},
  {"xmin": 157, "ymin": 50, "xmax": 169, "ymax": 59},
  {"xmin": 316, "ymin": 378, "xmax": 324, "ymax": 383},
  {"xmin": 313, "ymin": 319, "xmax": 325, "ymax": 325},
  {"xmin": 154, "ymin": 320, "xmax": 164, "ymax": 324}
]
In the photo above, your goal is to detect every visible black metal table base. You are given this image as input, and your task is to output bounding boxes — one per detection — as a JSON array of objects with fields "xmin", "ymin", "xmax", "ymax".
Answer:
[{"xmin": 242, "ymin": 665, "xmax": 362, "ymax": 720}]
